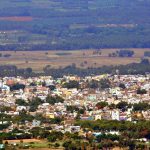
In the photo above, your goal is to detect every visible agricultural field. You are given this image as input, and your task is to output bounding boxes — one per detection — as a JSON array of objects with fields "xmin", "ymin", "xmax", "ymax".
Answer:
[
  {"xmin": 3, "ymin": 139, "xmax": 127, "ymax": 150},
  {"xmin": 4, "ymin": 139, "xmax": 63, "ymax": 150},
  {"xmin": 0, "ymin": 17, "xmax": 33, "ymax": 22},
  {"xmin": 0, "ymin": 48, "xmax": 149, "ymax": 72},
  {"xmin": 0, "ymin": 0, "xmax": 150, "ymax": 50}
]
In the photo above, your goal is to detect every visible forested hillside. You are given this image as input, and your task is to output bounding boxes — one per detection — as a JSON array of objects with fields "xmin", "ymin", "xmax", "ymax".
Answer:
[{"xmin": 0, "ymin": 0, "xmax": 150, "ymax": 50}]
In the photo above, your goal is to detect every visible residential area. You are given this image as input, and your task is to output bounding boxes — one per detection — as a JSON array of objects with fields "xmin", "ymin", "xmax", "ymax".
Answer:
[{"xmin": 0, "ymin": 74, "xmax": 150, "ymax": 149}]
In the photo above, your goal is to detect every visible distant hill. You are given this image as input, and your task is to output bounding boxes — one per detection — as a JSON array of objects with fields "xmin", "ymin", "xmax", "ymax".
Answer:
[{"xmin": 0, "ymin": 0, "xmax": 150, "ymax": 50}]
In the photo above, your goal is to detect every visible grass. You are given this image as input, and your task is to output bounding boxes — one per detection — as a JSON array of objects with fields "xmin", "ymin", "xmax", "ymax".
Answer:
[
  {"xmin": 0, "ymin": 48, "xmax": 149, "ymax": 72},
  {"xmin": 4, "ymin": 139, "xmax": 63, "ymax": 149},
  {"xmin": 29, "ymin": 141, "xmax": 48, "ymax": 148},
  {"xmin": 24, "ymin": 141, "xmax": 64, "ymax": 150}
]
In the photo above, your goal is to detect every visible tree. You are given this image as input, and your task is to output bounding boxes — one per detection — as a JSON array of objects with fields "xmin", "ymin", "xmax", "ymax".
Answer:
[
  {"xmin": 0, "ymin": 106, "xmax": 13, "ymax": 112},
  {"xmin": 50, "ymin": 117, "xmax": 63, "ymax": 124},
  {"xmin": 18, "ymin": 111, "xmax": 34, "ymax": 123},
  {"xmin": 88, "ymin": 80, "xmax": 99, "ymax": 89},
  {"xmin": 63, "ymin": 141, "xmax": 72, "ymax": 150},
  {"xmin": 54, "ymin": 143, "xmax": 60, "ymax": 148},
  {"xmin": 127, "ymin": 140, "xmax": 136, "ymax": 150},
  {"xmin": 96, "ymin": 102, "xmax": 108, "ymax": 109},
  {"xmin": 19, "ymin": 140, "xmax": 23, "ymax": 149},
  {"xmin": 26, "ymin": 68, "xmax": 32, "ymax": 74},
  {"xmin": 63, "ymin": 140, "xmax": 80, "ymax": 150},
  {"xmin": 118, "ymin": 50, "xmax": 134, "ymax": 57},
  {"xmin": 47, "ymin": 134, "xmax": 57, "ymax": 142},
  {"xmin": 29, "ymin": 97, "xmax": 43, "ymax": 112},
  {"xmin": 63, "ymin": 80, "xmax": 80, "ymax": 89},
  {"xmin": 137, "ymin": 88, "xmax": 147, "ymax": 94},
  {"xmin": 30, "ymin": 127, "xmax": 46, "ymax": 138},
  {"xmin": 133, "ymin": 102, "xmax": 150, "ymax": 111},
  {"xmin": 99, "ymin": 79, "xmax": 111, "ymax": 89},
  {"xmin": 47, "ymin": 131, "xmax": 63, "ymax": 142},
  {"xmin": 116, "ymin": 101, "xmax": 128, "ymax": 110},
  {"xmin": 46, "ymin": 95, "xmax": 64, "ymax": 105},
  {"xmin": 48, "ymin": 85, "xmax": 56, "ymax": 91},
  {"xmin": 144, "ymin": 51, "xmax": 150, "ymax": 57},
  {"xmin": 15, "ymin": 99, "xmax": 28, "ymax": 106},
  {"xmin": 66, "ymin": 106, "xmax": 79, "ymax": 113},
  {"xmin": 109, "ymin": 104, "xmax": 116, "ymax": 109},
  {"xmin": 119, "ymin": 83, "xmax": 126, "ymax": 89},
  {"xmin": 10, "ymin": 83, "xmax": 25, "ymax": 91},
  {"xmin": 141, "ymin": 58, "xmax": 149, "ymax": 65}
]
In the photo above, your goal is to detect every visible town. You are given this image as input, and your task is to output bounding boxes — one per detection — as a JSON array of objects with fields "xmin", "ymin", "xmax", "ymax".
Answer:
[{"xmin": 0, "ymin": 74, "xmax": 150, "ymax": 149}]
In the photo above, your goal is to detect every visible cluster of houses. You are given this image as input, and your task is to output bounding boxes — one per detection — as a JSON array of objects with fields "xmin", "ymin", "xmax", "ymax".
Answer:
[{"xmin": 0, "ymin": 74, "xmax": 150, "ymax": 134}]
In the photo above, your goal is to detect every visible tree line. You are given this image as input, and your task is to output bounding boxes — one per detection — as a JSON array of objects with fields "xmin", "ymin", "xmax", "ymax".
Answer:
[{"xmin": 0, "ymin": 59, "xmax": 149, "ymax": 78}]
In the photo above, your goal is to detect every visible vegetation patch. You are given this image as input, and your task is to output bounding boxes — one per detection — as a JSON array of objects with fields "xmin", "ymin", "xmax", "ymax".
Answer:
[{"xmin": 55, "ymin": 52, "xmax": 72, "ymax": 56}]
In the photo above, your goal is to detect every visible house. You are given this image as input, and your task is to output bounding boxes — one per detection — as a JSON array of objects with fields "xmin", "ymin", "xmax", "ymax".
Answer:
[
  {"xmin": 0, "ymin": 144, "xmax": 4, "ymax": 150},
  {"xmin": 32, "ymin": 120, "xmax": 41, "ymax": 127},
  {"xmin": 45, "ymin": 112, "xmax": 55, "ymax": 119},
  {"xmin": 101, "ymin": 111, "xmax": 112, "ymax": 120},
  {"xmin": 16, "ymin": 106, "xmax": 27, "ymax": 111},
  {"xmin": 111, "ymin": 110, "xmax": 119, "ymax": 120},
  {"xmin": 65, "ymin": 126, "xmax": 80, "ymax": 133},
  {"xmin": 95, "ymin": 114, "xmax": 101, "ymax": 120}
]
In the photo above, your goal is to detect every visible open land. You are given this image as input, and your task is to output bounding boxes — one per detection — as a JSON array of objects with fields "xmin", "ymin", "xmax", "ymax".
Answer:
[
  {"xmin": 4, "ymin": 139, "xmax": 63, "ymax": 150},
  {"xmin": 0, "ymin": 16, "xmax": 33, "ymax": 22},
  {"xmin": 0, "ymin": 48, "xmax": 150, "ymax": 72},
  {"xmin": 4, "ymin": 139, "xmax": 124, "ymax": 150}
]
